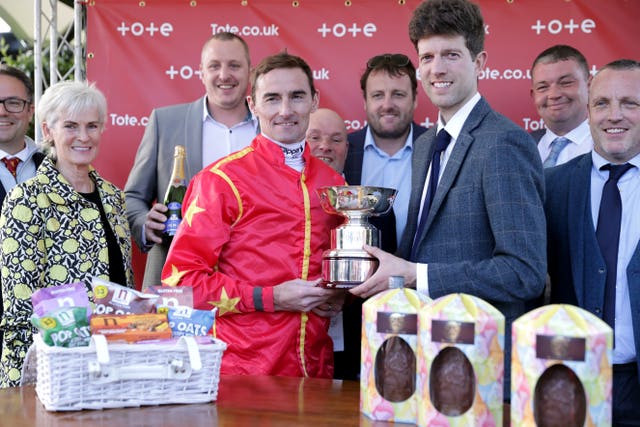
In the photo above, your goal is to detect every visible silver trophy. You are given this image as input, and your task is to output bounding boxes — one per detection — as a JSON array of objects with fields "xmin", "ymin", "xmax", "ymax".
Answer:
[{"xmin": 317, "ymin": 186, "xmax": 397, "ymax": 288}]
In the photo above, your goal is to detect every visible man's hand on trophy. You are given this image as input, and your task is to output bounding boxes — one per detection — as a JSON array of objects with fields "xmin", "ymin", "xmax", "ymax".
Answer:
[
  {"xmin": 312, "ymin": 290, "xmax": 347, "ymax": 318},
  {"xmin": 273, "ymin": 278, "xmax": 341, "ymax": 313},
  {"xmin": 349, "ymin": 245, "xmax": 417, "ymax": 299}
]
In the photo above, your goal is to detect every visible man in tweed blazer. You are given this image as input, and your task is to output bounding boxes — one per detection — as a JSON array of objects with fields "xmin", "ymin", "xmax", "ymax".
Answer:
[{"xmin": 350, "ymin": 0, "xmax": 546, "ymax": 397}]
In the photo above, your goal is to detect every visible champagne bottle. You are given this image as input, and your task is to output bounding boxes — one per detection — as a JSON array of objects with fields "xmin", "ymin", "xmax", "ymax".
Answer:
[{"xmin": 162, "ymin": 145, "xmax": 187, "ymax": 244}]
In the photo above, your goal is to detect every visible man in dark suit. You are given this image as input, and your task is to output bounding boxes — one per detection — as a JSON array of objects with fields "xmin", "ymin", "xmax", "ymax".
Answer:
[
  {"xmin": 0, "ymin": 65, "xmax": 45, "ymax": 351},
  {"xmin": 546, "ymin": 59, "xmax": 640, "ymax": 425},
  {"xmin": 351, "ymin": 0, "xmax": 546, "ymax": 397},
  {"xmin": 335, "ymin": 53, "xmax": 427, "ymax": 380},
  {"xmin": 125, "ymin": 32, "xmax": 258, "ymax": 286},
  {"xmin": 345, "ymin": 52, "xmax": 427, "ymax": 249},
  {"xmin": 530, "ymin": 45, "xmax": 593, "ymax": 167}
]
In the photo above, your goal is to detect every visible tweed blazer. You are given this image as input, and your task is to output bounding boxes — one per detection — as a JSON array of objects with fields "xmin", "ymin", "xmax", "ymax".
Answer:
[
  {"xmin": 397, "ymin": 98, "xmax": 546, "ymax": 393},
  {"xmin": 530, "ymin": 128, "xmax": 545, "ymax": 144},
  {"xmin": 545, "ymin": 153, "xmax": 640, "ymax": 373}
]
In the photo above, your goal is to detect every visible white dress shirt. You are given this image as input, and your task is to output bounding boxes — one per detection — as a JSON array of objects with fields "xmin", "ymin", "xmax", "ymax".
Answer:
[{"xmin": 201, "ymin": 96, "xmax": 259, "ymax": 168}]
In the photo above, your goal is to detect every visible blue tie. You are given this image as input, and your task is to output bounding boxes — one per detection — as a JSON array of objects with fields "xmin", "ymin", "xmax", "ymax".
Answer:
[
  {"xmin": 543, "ymin": 136, "xmax": 570, "ymax": 168},
  {"xmin": 596, "ymin": 163, "xmax": 633, "ymax": 330},
  {"xmin": 410, "ymin": 130, "xmax": 451, "ymax": 260}
]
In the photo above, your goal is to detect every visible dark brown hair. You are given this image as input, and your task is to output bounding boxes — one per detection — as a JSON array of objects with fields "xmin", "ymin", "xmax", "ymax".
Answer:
[
  {"xmin": 408, "ymin": 0, "xmax": 485, "ymax": 57},
  {"xmin": 250, "ymin": 52, "xmax": 316, "ymax": 100}
]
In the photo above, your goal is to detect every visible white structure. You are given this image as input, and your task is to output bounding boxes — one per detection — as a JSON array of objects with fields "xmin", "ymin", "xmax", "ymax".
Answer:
[{"xmin": 0, "ymin": 0, "xmax": 83, "ymax": 141}]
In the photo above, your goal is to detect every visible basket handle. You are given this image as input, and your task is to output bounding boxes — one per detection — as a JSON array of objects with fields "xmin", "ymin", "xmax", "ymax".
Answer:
[{"xmin": 88, "ymin": 335, "xmax": 202, "ymax": 383}]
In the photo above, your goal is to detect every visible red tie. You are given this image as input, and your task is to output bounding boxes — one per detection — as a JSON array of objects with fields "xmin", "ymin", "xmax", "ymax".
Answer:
[{"xmin": 2, "ymin": 157, "xmax": 21, "ymax": 178}]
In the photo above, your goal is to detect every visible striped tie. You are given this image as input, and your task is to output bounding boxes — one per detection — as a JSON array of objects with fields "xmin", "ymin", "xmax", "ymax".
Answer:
[{"xmin": 543, "ymin": 137, "xmax": 570, "ymax": 168}]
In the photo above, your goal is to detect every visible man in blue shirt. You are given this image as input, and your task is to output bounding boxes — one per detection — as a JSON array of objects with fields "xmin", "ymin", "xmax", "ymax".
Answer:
[
  {"xmin": 337, "ymin": 53, "xmax": 427, "ymax": 381},
  {"xmin": 344, "ymin": 53, "xmax": 427, "ymax": 250}
]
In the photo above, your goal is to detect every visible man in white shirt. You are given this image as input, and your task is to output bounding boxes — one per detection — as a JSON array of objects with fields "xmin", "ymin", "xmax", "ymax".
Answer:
[
  {"xmin": 125, "ymin": 32, "xmax": 259, "ymax": 286},
  {"xmin": 530, "ymin": 45, "xmax": 593, "ymax": 167},
  {"xmin": 350, "ymin": 0, "xmax": 546, "ymax": 398}
]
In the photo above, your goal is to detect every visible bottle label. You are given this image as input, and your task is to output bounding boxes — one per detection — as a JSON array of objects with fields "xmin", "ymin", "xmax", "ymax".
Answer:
[{"xmin": 164, "ymin": 202, "xmax": 182, "ymax": 236}]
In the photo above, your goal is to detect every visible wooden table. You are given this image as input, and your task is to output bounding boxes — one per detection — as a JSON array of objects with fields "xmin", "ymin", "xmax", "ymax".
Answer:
[{"xmin": 0, "ymin": 375, "xmax": 509, "ymax": 426}]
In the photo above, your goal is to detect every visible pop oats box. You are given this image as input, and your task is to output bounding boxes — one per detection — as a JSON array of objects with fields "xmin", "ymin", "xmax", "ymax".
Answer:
[
  {"xmin": 360, "ymin": 286, "xmax": 431, "ymax": 423},
  {"xmin": 511, "ymin": 304, "xmax": 612, "ymax": 427},
  {"xmin": 417, "ymin": 293, "xmax": 505, "ymax": 427}
]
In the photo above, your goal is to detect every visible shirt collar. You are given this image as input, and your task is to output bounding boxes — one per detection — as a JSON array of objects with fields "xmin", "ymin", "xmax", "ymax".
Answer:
[
  {"xmin": 541, "ymin": 119, "xmax": 590, "ymax": 148},
  {"xmin": 0, "ymin": 136, "xmax": 39, "ymax": 162},
  {"xmin": 201, "ymin": 95, "xmax": 257, "ymax": 126},
  {"xmin": 363, "ymin": 125, "xmax": 414, "ymax": 156},
  {"xmin": 437, "ymin": 92, "xmax": 481, "ymax": 140},
  {"xmin": 591, "ymin": 150, "xmax": 640, "ymax": 176}
]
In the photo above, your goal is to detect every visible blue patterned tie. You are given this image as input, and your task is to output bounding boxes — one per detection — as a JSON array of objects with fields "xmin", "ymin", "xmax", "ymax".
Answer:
[
  {"xmin": 411, "ymin": 130, "xmax": 451, "ymax": 260},
  {"xmin": 543, "ymin": 136, "xmax": 570, "ymax": 168},
  {"xmin": 596, "ymin": 163, "xmax": 633, "ymax": 331}
]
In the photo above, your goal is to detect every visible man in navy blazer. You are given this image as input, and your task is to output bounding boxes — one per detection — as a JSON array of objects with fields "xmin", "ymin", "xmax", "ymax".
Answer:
[
  {"xmin": 344, "ymin": 52, "xmax": 427, "ymax": 250},
  {"xmin": 125, "ymin": 32, "xmax": 258, "ymax": 286},
  {"xmin": 351, "ymin": 0, "xmax": 546, "ymax": 397},
  {"xmin": 336, "ymin": 53, "xmax": 427, "ymax": 380},
  {"xmin": 546, "ymin": 59, "xmax": 640, "ymax": 424}
]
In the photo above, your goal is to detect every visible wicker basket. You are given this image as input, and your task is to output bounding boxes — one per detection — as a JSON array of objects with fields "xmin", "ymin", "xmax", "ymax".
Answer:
[{"xmin": 26, "ymin": 333, "xmax": 226, "ymax": 411}]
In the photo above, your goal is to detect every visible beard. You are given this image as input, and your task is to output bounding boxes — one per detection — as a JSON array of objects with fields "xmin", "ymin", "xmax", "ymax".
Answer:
[{"xmin": 369, "ymin": 119, "xmax": 412, "ymax": 140}]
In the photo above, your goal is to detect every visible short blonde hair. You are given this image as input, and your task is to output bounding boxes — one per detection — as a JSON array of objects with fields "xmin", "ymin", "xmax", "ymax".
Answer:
[{"xmin": 38, "ymin": 80, "xmax": 107, "ymax": 159}]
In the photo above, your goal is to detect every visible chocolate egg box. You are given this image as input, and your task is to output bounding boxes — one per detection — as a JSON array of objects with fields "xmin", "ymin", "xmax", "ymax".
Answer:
[
  {"xmin": 511, "ymin": 304, "xmax": 612, "ymax": 427},
  {"xmin": 360, "ymin": 287, "xmax": 431, "ymax": 424},
  {"xmin": 417, "ymin": 293, "xmax": 505, "ymax": 427}
]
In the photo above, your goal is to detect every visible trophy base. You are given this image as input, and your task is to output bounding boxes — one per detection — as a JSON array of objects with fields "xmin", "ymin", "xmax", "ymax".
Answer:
[{"xmin": 321, "ymin": 250, "xmax": 379, "ymax": 288}]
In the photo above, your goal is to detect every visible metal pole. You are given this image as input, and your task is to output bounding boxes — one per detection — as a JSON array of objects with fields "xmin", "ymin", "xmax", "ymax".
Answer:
[
  {"xmin": 34, "ymin": 0, "xmax": 43, "ymax": 143},
  {"xmin": 49, "ymin": 0, "xmax": 58, "ymax": 86},
  {"xmin": 74, "ymin": 0, "xmax": 83, "ymax": 81}
]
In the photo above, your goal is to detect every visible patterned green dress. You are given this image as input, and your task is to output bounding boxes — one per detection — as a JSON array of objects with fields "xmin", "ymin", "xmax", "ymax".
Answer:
[{"xmin": 0, "ymin": 158, "xmax": 134, "ymax": 387}]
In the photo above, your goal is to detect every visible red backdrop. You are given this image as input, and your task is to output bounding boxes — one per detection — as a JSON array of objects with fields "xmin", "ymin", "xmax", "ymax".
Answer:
[{"xmin": 86, "ymin": 0, "xmax": 640, "ymax": 287}]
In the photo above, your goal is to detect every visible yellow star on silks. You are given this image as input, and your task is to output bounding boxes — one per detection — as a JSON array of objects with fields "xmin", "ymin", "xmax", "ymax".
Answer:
[
  {"xmin": 161, "ymin": 264, "xmax": 187, "ymax": 287},
  {"xmin": 210, "ymin": 287, "xmax": 240, "ymax": 316},
  {"xmin": 184, "ymin": 195, "xmax": 206, "ymax": 227}
]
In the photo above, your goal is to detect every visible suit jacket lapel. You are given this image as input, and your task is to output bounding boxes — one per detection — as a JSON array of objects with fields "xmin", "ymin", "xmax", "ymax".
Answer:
[
  {"xmin": 185, "ymin": 99, "xmax": 205, "ymax": 180},
  {"xmin": 627, "ymin": 242, "xmax": 640, "ymax": 367},
  {"xmin": 567, "ymin": 155, "xmax": 594, "ymax": 308},
  {"xmin": 417, "ymin": 99, "xmax": 489, "ymax": 240},
  {"xmin": 344, "ymin": 128, "xmax": 366, "ymax": 185},
  {"xmin": 398, "ymin": 127, "xmax": 435, "ymax": 257}
]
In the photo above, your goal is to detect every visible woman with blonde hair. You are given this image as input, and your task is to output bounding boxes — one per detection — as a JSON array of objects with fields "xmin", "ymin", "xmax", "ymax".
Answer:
[{"xmin": 0, "ymin": 81, "xmax": 134, "ymax": 387}]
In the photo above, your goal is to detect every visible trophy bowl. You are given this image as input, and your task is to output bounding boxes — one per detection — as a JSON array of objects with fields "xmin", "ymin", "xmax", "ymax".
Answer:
[
  {"xmin": 317, "ymin": 186, "xmax": 397, "ymax": 218},
  {"xmin": 317, "ymin": 186, "xmax": 397, "ymax": 288}
]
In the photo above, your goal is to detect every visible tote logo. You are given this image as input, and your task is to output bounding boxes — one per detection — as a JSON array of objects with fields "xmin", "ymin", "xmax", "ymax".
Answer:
[
  {"xmin": 117, "ymin": 21, "xmax": 174, "ymax": 37},
  {"xmin": 531, "ymin": 18, "xmax": 596, "ymax": 35},
  {"xmin": 316, "ymin": 22, "xmax": 377, "ymax": 38}
]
